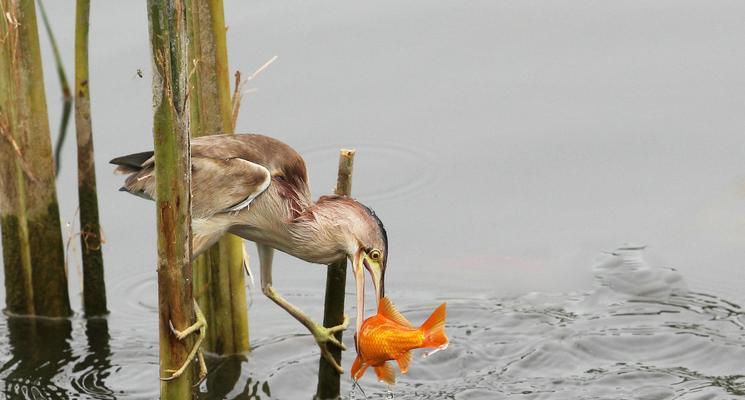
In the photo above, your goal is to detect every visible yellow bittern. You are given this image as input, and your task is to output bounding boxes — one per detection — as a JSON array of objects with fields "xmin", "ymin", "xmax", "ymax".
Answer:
[{"xmin": 111, "ymin": 133, "xmax": 387, "ymax": 374}]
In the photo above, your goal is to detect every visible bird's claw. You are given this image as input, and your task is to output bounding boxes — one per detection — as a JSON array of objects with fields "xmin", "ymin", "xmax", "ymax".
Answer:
[
  {"xmin": 312, "ymin": 315, "xmax": 350, "ymax": 374},
  {"xmin": 161, "ymin": 300, "xmax": 208, "ymax": 382}
]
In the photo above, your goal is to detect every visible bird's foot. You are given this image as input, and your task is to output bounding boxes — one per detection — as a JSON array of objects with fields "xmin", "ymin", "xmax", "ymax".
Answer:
[
  {"xmin": 311, "ymin": 315, "xmax": 350, "ymax": 374},
  {"xmin": 161, "ymin": 300, "xmax": 208, "ymax": 382}
]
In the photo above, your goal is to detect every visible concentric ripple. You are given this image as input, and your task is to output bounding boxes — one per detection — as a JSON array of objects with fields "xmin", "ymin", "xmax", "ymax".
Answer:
[
  {"xmin": 1, "ymin": 247, "xmax": 745, "ymax": 399},
  {"xmin": 182, "ymin": 284, "xmax": 745, "ymax": 399},
  {"xmin": 300, "ymin": 142, "xmax": 441, "ymax": 203},
  {"xmin": 107, "ymin": 267, "xmax": 159, "ymax": 333}
]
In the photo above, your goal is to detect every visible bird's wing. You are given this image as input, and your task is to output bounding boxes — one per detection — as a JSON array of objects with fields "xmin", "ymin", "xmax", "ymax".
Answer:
[
  {"xmin": 191, "ymin": 157, "xmax": 271, "ymax": 218},
  {"xmin": 117, "ymin": 154, "xmax": 271, "ymax": 219},
  {"xmin": 191, "ymin": 134, "xmax": 309, "ymax": 187}
]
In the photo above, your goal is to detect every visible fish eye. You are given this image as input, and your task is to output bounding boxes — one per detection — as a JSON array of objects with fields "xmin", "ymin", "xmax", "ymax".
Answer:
[{"xmin": 369, "ymin": 249, "xmax": 381, "ymax": 260}]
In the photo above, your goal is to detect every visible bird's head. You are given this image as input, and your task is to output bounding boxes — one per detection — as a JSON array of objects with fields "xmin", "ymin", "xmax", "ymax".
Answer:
[
  {"xmin": 348, "ymin": 201, "xmax": 387, "ymax": 335},
  {"xmin": 315, "ymin": 195, "xmax": 387, "ymax": 334},
  {"xmin": 348, "ymin": 202, "xmax": 387, "ymax": 299}
]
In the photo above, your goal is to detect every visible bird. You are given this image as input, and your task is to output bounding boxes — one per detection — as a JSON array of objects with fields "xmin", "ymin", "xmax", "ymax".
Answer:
[{"xmin": 110, "ymin": 133, "xmax": 387, "ymax": 374}]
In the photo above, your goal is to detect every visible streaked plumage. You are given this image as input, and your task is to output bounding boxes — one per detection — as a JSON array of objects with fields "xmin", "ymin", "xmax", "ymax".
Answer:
[{"xmin": 111, "ymin": 133, "xmax": 389, "ymax": 373}]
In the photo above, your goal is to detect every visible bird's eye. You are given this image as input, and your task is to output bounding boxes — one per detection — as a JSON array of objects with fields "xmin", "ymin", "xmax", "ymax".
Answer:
[{"xmin": 369, "ymin": 249, "xmax": 381, "ymax": 260}]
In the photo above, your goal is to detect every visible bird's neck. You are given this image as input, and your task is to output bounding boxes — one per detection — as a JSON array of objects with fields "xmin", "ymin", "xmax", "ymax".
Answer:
[
  {"xmin": 284, "ymin": 199, "xmax": 353, "ymax": 265},
  {"xmin": 228, "ymin": 188, "xmax": 352, "ymax": 264}
]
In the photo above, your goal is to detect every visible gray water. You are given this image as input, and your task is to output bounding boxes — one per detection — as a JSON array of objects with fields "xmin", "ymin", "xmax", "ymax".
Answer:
[{"xmin": 2, "ymin": 0, "xmax": 745, "ymax": 398}]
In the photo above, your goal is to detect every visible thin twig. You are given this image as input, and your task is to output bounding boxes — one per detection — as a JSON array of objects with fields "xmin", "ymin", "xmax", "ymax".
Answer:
[
  {"xmin": 246, "ymin": 55, "xmax": 277, "ymax": 82},
  {"xmin": 182, "ymin": 57, "xmax": 200, "ymax": 113},
  {"xmin": 63, "ymin": 207, "xmax": 82, "ymax": 290},
  {"xmin": 0, "ymin": 116, "xmax": 38, "ymax": 183},
  {"xmin": 230, "ymin": 71, "xmax": 244, "ymax": 131},
  {"xmin": 230, "ymin": 55, "xmax": 277, "ymax": 130}
]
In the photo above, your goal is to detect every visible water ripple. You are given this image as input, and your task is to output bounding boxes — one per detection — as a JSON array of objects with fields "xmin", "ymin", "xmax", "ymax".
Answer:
[
  {"xmin": 301, "ymin": 142, "xmax": 440, "ymax": 203},
  {"xmin": 2, "ymin": 247, "xmax": 745, "ymax": 399}
]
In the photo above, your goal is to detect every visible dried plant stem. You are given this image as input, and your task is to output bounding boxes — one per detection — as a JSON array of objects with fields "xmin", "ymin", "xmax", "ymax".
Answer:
[
  {"xmin": 0, "ymin": 0, "xmax": 71, "ymax": 318},
  {"xmin": 186, "ymin": 0, "xmax": 249, "ymax": 355},
  {"xmin": 230, "ymin": 70, "xmax": 244, "ymax": 131},
  {"xmin": 74, "ymin": 0, "xmax": 107, "ymax": 316},
  {"xmin": 315, "ymin": 149, "xmax": 356, "ymax": 400},
  {"xmin": 147, "ymin": 0, "xmax": 196, "ymax": 397},
  {"xmin": 230, "ymin": 55, "xmax": 276, "ymax": 131},
  {"xmin": 36, "ymin": 0, "xmax": 72, "ymax": 175}
]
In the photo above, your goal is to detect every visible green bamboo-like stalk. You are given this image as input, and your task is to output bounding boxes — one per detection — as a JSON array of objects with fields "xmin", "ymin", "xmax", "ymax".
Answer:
[
  {"xmin": 36, "ymin": 0, "xmax": 72, "ymax": 175},
  {"xmin": 0, "ymin": 0, "xmax": 71, "ymax": 318},
  {"xmin": 186, "ymin": 0, "xmax": 249, "ymax": 355},
  {"xmin": 147, "ymin": 0, "xmax": 196, "ymax": 397},
  {"xmin": 315, "ymin": 149, "xmax": 356, "ymax": 400},
  {"xmin": 74, "ymin": 0, "xmax": 107, "ymax": 317}
]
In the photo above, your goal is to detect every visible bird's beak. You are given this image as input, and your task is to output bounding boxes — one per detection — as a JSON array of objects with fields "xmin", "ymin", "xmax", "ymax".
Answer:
[
  {"xmin": 352, "ymin": 249, "xmax": 366, "ymax": 337},
  {"xmin": 351, "ymin": 247, "xmax": 385, "ymax": 336},
  {"xmin": 363, "ymin": 254, "xmax": 384, "ymax": 304}
]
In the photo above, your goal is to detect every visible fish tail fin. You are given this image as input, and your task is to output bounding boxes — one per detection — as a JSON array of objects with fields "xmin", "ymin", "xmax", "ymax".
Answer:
[
  {"xmin": 374, "ymin": 362, "xmax": 396, "ymax": 384},
  {"xmin": 351, "ymin": 354, "xmax": 368, "ymax": 381},
  {"xmin": 420, "ymin": 302, "xmax": 448, "ymax": 349}
]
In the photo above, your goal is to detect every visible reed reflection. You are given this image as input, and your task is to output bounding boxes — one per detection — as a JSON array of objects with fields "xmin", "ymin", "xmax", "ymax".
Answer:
[
  {"xmin": 0, "ymin": 316, "xmax": 116, "ymax": 400},
  {"xmin": 1, "ymin": 316, "xmax": 73, "ymax": 400},
  {"xmin": 197, "ymin": 354, "xmax": 272, "ymax": 400},
  {"xmin": 71, "ymin": 318, "xmax": 115, "ymax": 399}
]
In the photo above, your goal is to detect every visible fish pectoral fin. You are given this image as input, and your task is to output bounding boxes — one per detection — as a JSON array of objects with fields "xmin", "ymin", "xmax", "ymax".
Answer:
[
  {"xmin": 378, "ymin": 297, "xmax": 413, "ymax": 328},
  {"xmin": 374, "ymin": 362, "xmax": 396, "ymax": 385},
  {"xmin": 395, "ymin": 351, "xmax": 413, "ymax": 374},
  {"xmin": 351, "ymin": 355, "xmax": 368, "ymax": 381}
]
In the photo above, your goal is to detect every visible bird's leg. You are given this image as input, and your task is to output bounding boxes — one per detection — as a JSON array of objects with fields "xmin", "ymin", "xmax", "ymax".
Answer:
[
  {"xmin": 161, "ymin": 300, "xmax": 208, "ymax": 381},
  {"xmin": 258, "ymin": 244, "xmax": 349, "ymax": 374}
]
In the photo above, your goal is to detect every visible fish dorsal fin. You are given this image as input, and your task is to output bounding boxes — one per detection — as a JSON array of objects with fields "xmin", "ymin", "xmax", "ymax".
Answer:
[
  {"xmin": 396, "ymin": 351, "xmax": 413, "ymax": 374},
  {"xmin": 374, "ymin": 361, "xmax": 396, "ymax": 384},
  {"xmin": 379, "ymin": 297, "xmax": 413, "ymax": 328}
]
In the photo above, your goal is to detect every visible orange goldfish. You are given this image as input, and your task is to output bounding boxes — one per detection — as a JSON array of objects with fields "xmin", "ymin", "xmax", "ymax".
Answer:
[{"xmin": 351, "ymin": 297, "xmax": 448, "ymax": 384}]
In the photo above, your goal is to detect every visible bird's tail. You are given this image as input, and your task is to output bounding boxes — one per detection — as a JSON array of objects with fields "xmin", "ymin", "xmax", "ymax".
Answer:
[
  {"xmin": 110, "ymin": 151, "xmax": 156, "ymax": 200},
  {"xmin": 420, "ymin": 303, "xmax": 448, "ymax": 349},
  {"xmin": 110, "ymin": 151, "xmax": 154, "ymax": 174}
]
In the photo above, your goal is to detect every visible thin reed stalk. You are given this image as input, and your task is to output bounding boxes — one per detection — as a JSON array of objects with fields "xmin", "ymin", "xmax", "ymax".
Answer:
[
  {"xmin": 147, "ymin": 0, "xmax": 196, "ymax": 397},
  {"xmin": 35, "ymin": 0, "xmax": 72, "ymax": 175},
  {"xmin": 186, "ymin": 0, "xmax": 249, "ymax": 355},
  {"xmin": 74, "ymin": 0, "xmax": 107, "ymax": 317},
  {"xmin": 0, "ymin": 0, "xmax": 71, "ymax": 318},
  {"xmin": 315, "ymin": 149, "xmax": 356, "ymax": 400}
]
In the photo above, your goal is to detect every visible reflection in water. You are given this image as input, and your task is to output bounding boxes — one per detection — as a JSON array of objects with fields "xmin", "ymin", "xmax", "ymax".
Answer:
[
  {"xmin": 234, "ymin": 378, "xmax": 271, "ymax": 399},
  {"xmin": 72, "ymin": 318, "xmax": 115, "ymax": 400},
  {"xmin": 197, "ymin": 355, "xmax": 271, "ymax": 400},
  {"xmin": 198, "ymin": 355, "xmax": 244, "ymax": 399},
  {"xmin": 0, "ymin": 316, "xmax": 115, "ymax": 400},
  {"xmin": 0, "ymin": 317, "xmax": 73, "ymax": 399},
  {"xmin": 0, "ymin": 246, "xmax": 744, "ymax": 398}
]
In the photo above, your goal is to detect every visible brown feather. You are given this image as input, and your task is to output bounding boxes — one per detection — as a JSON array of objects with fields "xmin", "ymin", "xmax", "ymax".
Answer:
[
  {"xmin": 113, "ymin": 133, "xmax": 387, "ymax": 267},
  {"xmin": 115, "ymin": 133, "xmax": 306, "ymax": 219},
  {"xmin": 191, "ymin": 134, "xmax": 308, "ymax": 188}
]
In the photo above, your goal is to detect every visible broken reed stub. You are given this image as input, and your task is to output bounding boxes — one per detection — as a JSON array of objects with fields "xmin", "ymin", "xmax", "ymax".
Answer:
[{"xmin": 315, "ymin": 148, "xmax": 356, "ymax": 400}]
